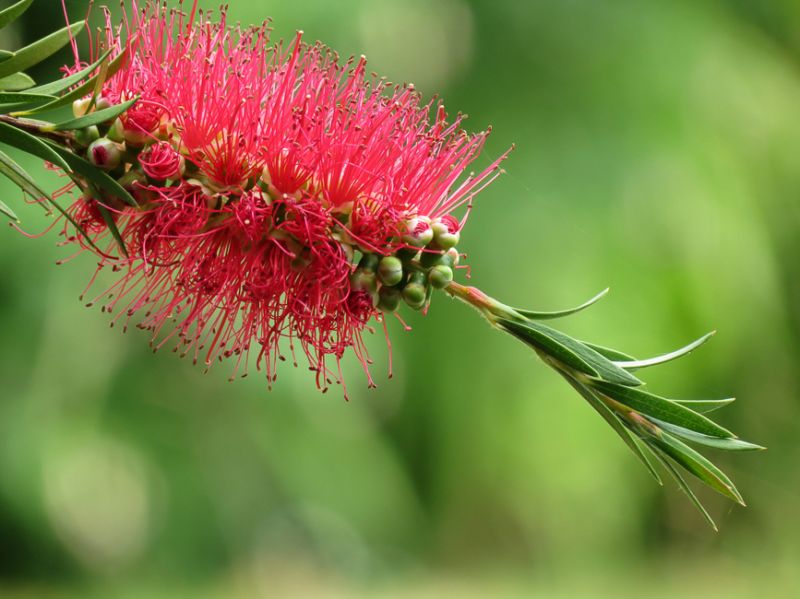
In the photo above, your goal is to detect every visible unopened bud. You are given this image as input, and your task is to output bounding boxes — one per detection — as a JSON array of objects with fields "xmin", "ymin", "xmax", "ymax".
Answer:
[
  {"xmin": 95, "ymin": 97, "xmax": 112, "ymax": 112},
  {"xmin": 445, "ymin": 247, "xmax": 460, "ymax": 267},
  {"xmin": 107, "ymin": 118, "xmax": 125, "ymax": 143},
  {"xmin": 72, "ymin": 98, "xmax": 91, "ymax": 117},
  {"xmin": 87, "ymin": 138, "xmax": 122, "ymax": 170},
  {"xmin": 402, "ymin": 272, "xmax": 427, "ymax": 309},
  {"xmin": 73, "ymin": 125, "xmax": 100, "ymax": 147},
  {"xmin": 378, "ymin": 286, "xmax": 402, "ymax": 312},
  {"xmin": 350, "ymin": 268, "xmax": 378, "ymax": 294},
  {"xmin": 357, "ymin": 253, "xmax": 380, "ymax": 272},
  {"xmin": 428, "ymin": 264, "xmax": 453, "ymax": 289},
  {"xmin": 401, "ymin": 216, "xmax": 433, "ymax": 247},
  {"xmin": 432, "ymin": 219, "xmax": 460, "ymax": 250},
  {"xmin": 377, "ymin": 256, "xmax": 404, "ymax": 286}
]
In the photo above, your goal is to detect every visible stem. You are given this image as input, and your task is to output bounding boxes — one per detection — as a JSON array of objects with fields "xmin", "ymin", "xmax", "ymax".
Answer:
[
  {"xmin": 443, "ymin": 280, "xmax": 520, "ymax": 323},
  {"xmin": 0, "ymin": 114, "xmax": 74, "ymax": 144}
]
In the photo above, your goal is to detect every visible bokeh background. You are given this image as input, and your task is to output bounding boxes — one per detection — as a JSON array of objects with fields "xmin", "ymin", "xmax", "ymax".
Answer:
[{"xmin": 0, "ymin": 0, "xmax": 798, "ymax": 596}]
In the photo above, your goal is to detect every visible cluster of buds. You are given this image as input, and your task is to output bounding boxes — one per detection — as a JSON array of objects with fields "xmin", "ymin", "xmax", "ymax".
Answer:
[{"xmin": 349, "ymin": 215, "xmax": 462, "ymax": 314}]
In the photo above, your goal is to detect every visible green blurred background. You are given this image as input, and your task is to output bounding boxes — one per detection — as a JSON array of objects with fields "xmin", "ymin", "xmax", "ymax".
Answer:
[{"xmin": 0, "ymin": 0, "xmax": 798, "ymax": 596}]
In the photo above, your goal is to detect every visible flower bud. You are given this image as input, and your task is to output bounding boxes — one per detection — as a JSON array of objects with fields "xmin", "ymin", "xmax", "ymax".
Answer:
[
  {"xmin": 139, "ymin": 142, "xmax": 184, "ymax": 180},
  {"xmin": 73, "ymin": 125, "xmax": 100, "ymax": 147},
  {"xmin": 428, "ymin": 264, "xmax": 453, "ymax": 289},
  {"xmin": 432, "ymin": 219, "xmax": 460, "ymax": 250},
  {"xmin": 445, "ymin": 247, "xmax": 460, "ymax": 267},
  {"xmin": 401, "ymin": 216, "xmax": 433, "ymax": 247},
  {"xmin": 377, "ymin": 256, "xmax": 404, "ymax": 286},
  {"xmin": 87, "ymin": 138, "xmax": 122, "ymax": 170},
  {"xmin": 95, "ymin": 97, "xmax": 112, "ymax": 112},
  {"xmin": 72, "ymin": 97, "xmax": 91, "ymax": 117},
  {"xmin": 107, "ymin": 118, "xmax": 125, "ymax": 143},
  {"xmin": 357, "ymin": 253, "xmax": 380, "ymax": 273},
  {"xmin": 350, "ymin": 268, "xmax": 378, "ymax": 294},
  {"xmin": 402, "ymin": 272, "xmax": 427, "ymax": 309},
  {"xmin": 378, "ymin": 286, "xmax": 402, "ymax": 312}
]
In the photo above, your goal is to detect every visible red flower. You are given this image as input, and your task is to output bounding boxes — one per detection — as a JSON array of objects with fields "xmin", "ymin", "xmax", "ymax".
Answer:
[{"xmin": 62, "ymin": 1, "xmax": 510, "ymax": 396}]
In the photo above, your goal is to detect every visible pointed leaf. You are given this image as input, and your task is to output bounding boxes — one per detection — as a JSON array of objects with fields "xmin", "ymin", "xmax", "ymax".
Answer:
[
  {"xmin": 0, "ymin": 120, "xmax": 71, "ymax": 171},
  {"xmin": 652, "ymin": 449, "xmax": 718, "ymax": 531},
  {"xmin": 0, "ymin": 72, "xmax": 34, "ymax": 91},
  {"xmin": 0, "ymin": 148, "xmax": 101, "ymax": 252},
  {"xmin": 561, "ymin": 372, "xmax": 662, "ymax": 484},
  {"xmin": 498, "ymin": 317, "xmax": 643, "ymax": 386},
  {"xmin": 649, "ymin": 430, "xmax": 745, "ymax": 505},
  {"xmin": 649, "ymin": 418, "xmax": 765, "ymax": 452},
  {"xmin": 43, "ymin": 140, "xmax": 138, "ymax": 208},
  {"xmin": 514, "ymin": 288, "xmax": 609, "ymax": 320},
  {"xmin": 673, "ymin": 398, "xmax": 736, "ymax": 414},
  {"xmin": 593, "ymin": 381, "xmax": 735, "ymax": 439},
  {"xmin": 0, "ymin": 196, "xmax": 18, "ymax": 221},
  {"xmin": 0, "ymin": 91, "xmax": 54, "ymax": 105},
  {"xmin": 614, "ymin": 332, "xmax": 715, "ymax": 370},
  {"xmin": 0, "ymin": 22, "xmax": 85, "ymax": 80},
  {"xmin": 94, "ymin": 200, "xmax": 128, "ymax": 257},
  {"xmin": 27, "ymin": 48, "xmax": 112, "ymax": 96},
  {"xmin": 581, "ymin": 342, "xmax": 636, "ymax": 362},
  {"xmin": 45, "ymin": 96, "xmax": 138, "ymax": 131},
  {"xmin": 0, "ymin": 0, "xmax": 34, "ymax": 30}
]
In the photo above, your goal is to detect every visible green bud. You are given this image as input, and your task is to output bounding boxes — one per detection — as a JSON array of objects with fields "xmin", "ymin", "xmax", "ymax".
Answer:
[
  {"xmin": 419, "ymin": 250, "xmax": 445, "ymax": 268},
  {"xmin": 377, "ymin": 256, "xmax": 404, "ymax": 286},
  {"xmin": 402, "ymin": 271, "xmax": 427, "ymax": 309},
  {"xmin": 107, "ymin": 118, "xmax": 125, "ymax": 143},
  {"xmin": 350, "ymin": 268, "xmax": 378, "ymax": 294},
  {"xmin": 401, "ymin": 216, "xmax": 434, "ymax": 247},
  {"xmin": 73, "ymin": 125, "xmax": 100, "ymax": 147},
  {"xmin": 378, "ymin": 286, "xmax": 402, "ymax": 312},
  {"xmin": 428, "ymin": 264, "xmax": 453, "ymax": 289},
  {"xmin": 95, "ymin": 97, "xmax": 112, "ymax": 112},
  {"xmin": 87, "ymin": 138, "xmax": 122, "ymax": 170},
  {"xmin": 357, "ymin": 253, "xmax": 380, "ymax": 272},
  {"xmin": 445, "ymin": 247, "xmax": 460, "ymax": 267},
  {"xmin": 72, "ymin": 97, "xmax": 90, "ymax": 117}
]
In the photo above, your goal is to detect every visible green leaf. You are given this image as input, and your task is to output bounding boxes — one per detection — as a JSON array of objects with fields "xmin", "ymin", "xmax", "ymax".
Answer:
[
  {"xmin": 0, "ymin": 148, "xmax": 102, "ymax": 252},
  {"xmin": 613, "ymin": 332, "xmax": 715, "ymax": 370},
  {"xmin": 0, "ymin": 72, "xmax": 34, "ymax": 91},
  {"xmin": 650, "ymin": 430, "xmax": 745, "ymax": 505},
  {"xmin": 581, "ymin": 342, "xmax": 637, "ymax": 362},
  {"xmin": 514, "ymin": 288, "xmax": 609, "ymax": 320},
  {"xmin": 19, "ymin": 49, "xmax": 127, "ymax": 115},
  {"xmin": 0, "ymin": 50, "xmax": 12, "ymax": 62},
  {"xmin": 0, "ymin": 0, "xmax": 34, "ymax": 30},
  {"xmin": 0, "ymin": 196, "xmax": 18, "ymax": 220},
  {"xmin": 497, "ymin": 317, "xmax": 643, "ymax": 386},
  {"xmin": 652, "ymin": 449, "xmax": 718, "ymax": 531},
  {"xmin": 45, "ymin": 96, "xmax": 138, "ymax": 131},
  {"xmin": 26, "ymin": 48, "xmax": 112, "ymax": 96},
  {"xmin": 561, "ymin": 372, "xmax": 662, "ymax": 485},
  {"xmin": 0, "ymin": 91, "xmax": 54, "ymax": 105},
  {"xmin": 94, "ymin": 199, "xmax": 128, "ymax": 258},
  {"xmin": 673, "ymin": 398, "xmax": 736, "ymax": 414},
  {"xmin": 649, "ymin": 418, "xmax": 765, "ymax": 452},
  {"xmin": 44, "ymin": 140, "xmax": 138, "ymax": 208},
  {"xmin": 0, "ymin": 120, "xmax": 71, "ymax": 171},
  {"xmin": 0, "ymin": 21, "xmax": 85, "ymax": 80},
  {"xmin": 593, "ymin": 381, "xmax": 735, "ymax": 439}
]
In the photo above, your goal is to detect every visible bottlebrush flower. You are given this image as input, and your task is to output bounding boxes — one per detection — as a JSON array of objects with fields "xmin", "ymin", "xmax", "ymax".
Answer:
[{"xmin": 60, "ymin": 1, "xmax": 509, "ymax": 395}]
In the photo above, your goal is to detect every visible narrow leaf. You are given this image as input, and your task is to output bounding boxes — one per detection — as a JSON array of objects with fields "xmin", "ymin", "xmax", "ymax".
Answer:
[
  {"xmin": 0, "ymin": 22, "xmax": 85, "ymax": 80},
  {"xmin": 0, "ymin": 72, "xmax": 34, "ymax": 91},
  {"xmin": 649, "ymin": 418, "xmax": 765, "ymax": 452},
  {"xmin": 45, "ymin": 96, "xmax": 137, "ymax": 131},
  {"xmin": 673, "ymin": 398, "xmax": 736, "ymax": 414},
  {"xmin": 0, "ymin": 196, "xmax": 18, "ymax": 221},
  {"xmin": 0, "ymin": 0, "xmax": 34, "ymax": 30},
  {"xmin": 94, "ymin": 200, "xmax": 128, "ymax": 257},
  {"xmin": 514, "ymin": 288, "xmax": 609, "ymax": 320},
  {"xmin": 0, "ymin": 120, "xmax": 71, "ymax": 171},
  {"xmin": 650, "ymin": 430, "xmax": 745, "ymax": 505},
  {"xmin": 0, "ymin": 148, "xmax": 101, "ymax": 252},
  {"xmin": 498, "ymin": 317, "xmax": 643, "ymax": 386},
  {"xmin": 561, "ymin": 372, "xmax": 662, "ymax": 484},
  {"xmin": 44, "ymin": 141, "xmax": 138, "ymax": 208},
  {"xmin": 19, "ymin": 49, "xmax": 127, "ymax": 115},
  {"xmin": 614, "ymin": 332, "xmax": 715, "ymax": 370},
  {"xmin": 26, "ymin": 48, "xmax": 112, "ymax": 96},
  {"xmin": 582, "ymin": 342, "xmax": 637, "ymax": 362},
  {"xmin": 0, "ymin": 91, "xmax": 54, "ymax": 105},
  {"xmin": 593, "ymin": 380, "xmax": 735, "ymax": 439},
  {"xmin": 652, "ymin": 449, "xmax": 718, "ymax": 531}
]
